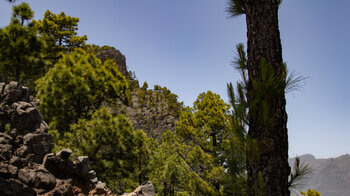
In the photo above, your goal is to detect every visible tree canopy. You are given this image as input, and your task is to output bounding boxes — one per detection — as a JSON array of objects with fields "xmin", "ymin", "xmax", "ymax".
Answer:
[
  {"xmin": 12, "ymin": 2, "xmax": 33, "ymax": 25},
  {"xmin": 148, "ymin": 91, "xmax": 237, "ymax": 195},
  {"xmin": 0, "ymin": 3, "xmax": 45, "ymax": 86},
  {"xmin": 0, "ymin": 3, "xmax": 89, "ymax": 87},
  {"xmin": 177, "ymin": 91, "xmax": 230, "ymax": 165},
  {"xmin": 34, "ymin": 10, "xmax": 87, "ymax": 65},
  {"xmin": 36, "ymin": 49, "xmax": 130, "ymax": 132},
  {"xmin": 61, "ymin": 107, "xmax": 154, "ymax": 194}
]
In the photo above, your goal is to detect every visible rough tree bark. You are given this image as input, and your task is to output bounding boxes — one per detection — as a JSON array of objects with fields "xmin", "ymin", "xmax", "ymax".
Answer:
[{"xmin": 244, "ymin": 0, "xmax": 290, "ymax": 195}]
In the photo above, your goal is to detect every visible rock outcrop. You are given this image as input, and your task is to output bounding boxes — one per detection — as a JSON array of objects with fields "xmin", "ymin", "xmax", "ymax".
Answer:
[
  {"xmin": 121, "ymin": 181, "xmax": 155, "ymax": 196},
  {"xmin": 93, "ymin": 47, "xmax": 181, "ymax": 141},
  {"xmin": 0, "ymin": 81, "xmax": 114, "ymax": 196},
  {"xmin": 95, "ymin": 47, "xmax": 128, "ymax": 78}
]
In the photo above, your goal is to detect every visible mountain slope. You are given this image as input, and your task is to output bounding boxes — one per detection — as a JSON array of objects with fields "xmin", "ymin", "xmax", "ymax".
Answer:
[{"xmin": 289, "ymin": 154, "xmax": 350, "ymax": 196}]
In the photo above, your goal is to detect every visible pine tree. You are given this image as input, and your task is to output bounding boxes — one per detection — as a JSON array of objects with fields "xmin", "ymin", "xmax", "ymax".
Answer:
[
  {"xmin": 177, "ymin": 91, "xmax": 230, "ymax": 165},
  {"xmin": 175, "ymin": 91, "xmax": 231, "ymax": 195},
  {"xmin": 12, "ymin": 2, "xmax": 33, "ymax": 26},
  {"xmin": 36, "ymin": 49, "xmax": 129, "ymax": 133},
  {"xmin": 227, "ymin": 42, "xmax": 307, "ymax": 195},
  {"xmin": 227, "ymin": 1, "xmax": 290, "ymax": 195},
  {"xmin": 34, "ymin": 10, "xmax": 87, "ymax": 65},
  {"xmin": 63, "ymin": 107, "xmax": 139, "ymax": 193},
  {"xmin": 225, "ymin": 44, "xmax": 249, "ymax": 195},
  {"xmin": 0, "ymin": 3, "xmax": 45, "ymax": 85},
  {"xmin": 133, "ymin": 129, "xmax": 156, "ymax": 185},
  {"xmin": 149, "ymin": 130, "xmax": 192, "ymax": 196}
]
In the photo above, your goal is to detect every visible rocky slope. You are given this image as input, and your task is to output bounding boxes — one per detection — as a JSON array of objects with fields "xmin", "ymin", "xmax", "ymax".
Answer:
[
  {"xmin": 95, "ymin": 47, "xmax": 182, "ymax": 140},
  {"xmin": 121, "ymin": 88, "xmax": 181, "ymax": 140},
  {"xmin": 289, "ymin": 154, "xmax": 350, "ymax": 196},
  {"xmin": 0, "ymin": 46, "xmax": 178, "ymax": 195},
  {"xmin": 0, "ymin": 81, "xmax": 155, "ymax": 196}
]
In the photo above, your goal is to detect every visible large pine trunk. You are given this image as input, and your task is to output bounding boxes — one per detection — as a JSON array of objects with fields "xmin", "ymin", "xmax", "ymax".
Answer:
[{"xmin": 244, "ymin": 1, "xmax": 290, "ymax": 195}]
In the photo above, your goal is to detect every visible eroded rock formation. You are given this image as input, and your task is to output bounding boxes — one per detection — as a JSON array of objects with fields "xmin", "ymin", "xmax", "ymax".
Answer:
[
  {"xmin": 95, "ymin": 47, "xmax": 128, "ymax": 78},
  {"xmin": 0, "ymin": 81, "xmax": 113, "ymax": 195}
]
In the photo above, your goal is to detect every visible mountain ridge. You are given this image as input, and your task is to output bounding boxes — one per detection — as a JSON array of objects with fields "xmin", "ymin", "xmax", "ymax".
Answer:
[{"xmin": 289, "ymin": 153, "xmax": 350, "ymax": 196}]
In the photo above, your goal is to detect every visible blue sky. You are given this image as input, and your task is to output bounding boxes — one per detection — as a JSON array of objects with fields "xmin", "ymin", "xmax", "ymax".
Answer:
[{"xmin": 1, "ymin": 0, "xmax": 349, "ymax": 159}]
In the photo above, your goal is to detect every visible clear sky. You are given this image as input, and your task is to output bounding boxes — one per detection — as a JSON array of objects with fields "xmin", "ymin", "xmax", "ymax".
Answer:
[{"xmin": 1, "ymin": 0, "xmax": 349, "ymax": 159}]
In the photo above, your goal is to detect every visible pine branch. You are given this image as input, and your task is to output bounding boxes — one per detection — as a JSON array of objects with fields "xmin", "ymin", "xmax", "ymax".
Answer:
[
  {"xmin": 285, "ymin": 66, "xmax": 308, "ymax": 93},
  {"xmin": 226, "ymin": 0, "xmax": 246, "ymax": 17},
  {"xmin": 288, "ymin": 156, "xmax": 313, "ymax": 190}
]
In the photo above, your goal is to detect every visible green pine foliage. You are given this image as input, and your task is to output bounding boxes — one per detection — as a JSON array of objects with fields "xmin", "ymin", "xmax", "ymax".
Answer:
[
  {"xmin": 226, "ymin": 0, "xmax": 283, "ymax": 17},
  {"xmin": 226, "ymin": 0, "xmax": 246, "ymax": 17},
  {"xmin": 149, "ymin": 131, "xmax": 192, "ymax": 195},
  {"xmin": 149, "ymin": 130, "xmax": 223, "ymax": 196},
  {"xmin": 61, "ymin": 107, "xmax": 153, "ymax": 194},
  {"xmin": 227, "ymin": 43, "xmax": 308, "ymax": 195},
  {"xmin": 33, "ymin": 10, "xmax": 87, "ymax": 65},
  {"xmin": 289, "ymin": 157, "xmax": 312, "ymax": 191},
  {"xmin": 84, "ymin": 44, "xmax": 116, "ymax": 55},
  {"xmin": 0, "ymin": 3, "xmax": 91, "ymax": 87},
  {"xmin": 226, "ymin": 44, "xmax": 251, "ymax": 196},
  {"xmin": 36, "ymin": 49, "xmax": 129, "ymax": 133},
  {"xmin": 133, "ymin": 129, "xmax": 157, "ymax": 185},
  {"xmin": 170, "ymin": 91, "xmax": 233, "ymax": 195},
  {"xmin": 12, "ymin": 2, "xmax": 34, "ymax": 26},
  {"xmin": 0, "ymin": 3, "xmax": 46, "ymax": 86},
  {"xmin": 177, "ymin": 91, "xmax": 230, "ymax": 164}
]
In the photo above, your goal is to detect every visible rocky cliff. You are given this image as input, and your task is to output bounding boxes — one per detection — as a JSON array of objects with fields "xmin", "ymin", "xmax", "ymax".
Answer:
[
  {"xmin": 94, "ymin": 46, "xmax": 129, "ymax": 78},
  {"xmin": 0, "ymin": 81, "xmax": 155, "ymax": 196},
  {"xmin": 289, "ymin": 154, "xmax": 350, "ymax": 196},
  {"xmin": 93, "ymin": 45, "xmax": 181, "ymax": 140}
]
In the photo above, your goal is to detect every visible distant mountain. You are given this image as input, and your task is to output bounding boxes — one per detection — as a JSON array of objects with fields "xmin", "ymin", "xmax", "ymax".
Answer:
[{"xmin": 289, "ymin": 154, "xmax": 350, "ymax": 196}]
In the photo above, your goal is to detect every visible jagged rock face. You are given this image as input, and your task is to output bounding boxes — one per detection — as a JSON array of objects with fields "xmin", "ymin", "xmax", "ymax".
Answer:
[
  {"xmin": 0, "ymin": 81, "xmax": 51, "ymax": 164},
  {"xmin": 0, "ymin": 82, "xmax": 116, "ymax": 196},
  {"xmin": 95, "ymin": 48, "xmax": 128, "ymax": 78},
  {"xmin": 18, "ymin": 164, "xmax": 56, "ymax": 190}
]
